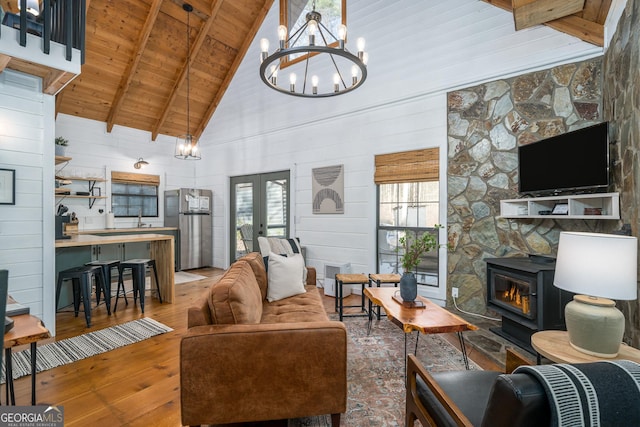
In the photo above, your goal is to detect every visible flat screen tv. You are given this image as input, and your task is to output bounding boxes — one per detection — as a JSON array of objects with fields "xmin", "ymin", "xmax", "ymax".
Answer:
[{"xmin": 518, "ymin": 122, "xmax": 609, "ymax": 196}]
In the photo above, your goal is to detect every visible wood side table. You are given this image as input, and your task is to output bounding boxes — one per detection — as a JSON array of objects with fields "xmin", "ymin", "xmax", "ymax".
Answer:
[
  {"xmin": 4, "ymin": 314, "xmax": 51, "ymax": 405},
  {"xmin": 368, "ymin": 273, "xmax": 401, "ymax": 320},
  {"xmin": 334, "ymin": 274, "xmax": 370, "ymax": 321},
  {"xmin": 531, "ymin": 330, "xmax": 640, "ymax": 364}
]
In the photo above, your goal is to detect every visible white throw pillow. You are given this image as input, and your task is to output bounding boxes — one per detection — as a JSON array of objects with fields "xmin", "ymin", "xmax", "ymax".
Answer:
[
  {"xmin": 258, "ymin": 236, "xmax": 308, "ymax": 283},
  {"xmin": 266, "ymin": 252, "xmax": 306, "ymax": 302}
]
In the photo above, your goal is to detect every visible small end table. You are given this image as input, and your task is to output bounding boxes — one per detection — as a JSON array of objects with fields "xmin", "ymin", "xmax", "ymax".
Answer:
[
  {"xmin": 531, "ymin": 330, "xmax": 640, "ymax": 364},
  {"xmin": 368, "ymin": 273, "xmax": 401, "ymax": 320},
  {"xmin": 335, "ymin": 273, "xmax": 370, "ymax": 321}
]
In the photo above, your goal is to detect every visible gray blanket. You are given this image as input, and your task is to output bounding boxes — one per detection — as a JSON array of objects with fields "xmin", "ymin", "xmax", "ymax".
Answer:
[{"xmin": 515, "ymin": 360, "xmax": 640, "ymax": 427}]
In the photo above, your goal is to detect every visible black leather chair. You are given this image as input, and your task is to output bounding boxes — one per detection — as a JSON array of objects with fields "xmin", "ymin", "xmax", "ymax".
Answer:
[{"xmin": 406, "ymin": 348, "xmax": 550, "ymax": 427}]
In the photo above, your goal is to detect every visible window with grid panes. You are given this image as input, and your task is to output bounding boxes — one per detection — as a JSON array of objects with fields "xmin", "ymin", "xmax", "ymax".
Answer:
[
  {"xmin": 375, "ymin": 148, "xmax": 440, "ymax": 286},
  {"xmin": 111, "ymin": 182, "xmax": 158, "ymax": 217}
]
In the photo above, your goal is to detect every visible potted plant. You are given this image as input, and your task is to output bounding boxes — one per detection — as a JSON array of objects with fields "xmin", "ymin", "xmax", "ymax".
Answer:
[
  {"xmin": 55, "ymin": 136, "xmax": 68, "ymax": 156},
  {"xmin": 398, "ymin": 225, "xmax": 442, "ymax": 302}
]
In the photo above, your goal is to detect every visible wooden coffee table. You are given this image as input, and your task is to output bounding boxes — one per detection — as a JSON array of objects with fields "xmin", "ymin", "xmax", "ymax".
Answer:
[{"xmin": 364, "ymin": 287, "xmax": 477, "ymax": 369}]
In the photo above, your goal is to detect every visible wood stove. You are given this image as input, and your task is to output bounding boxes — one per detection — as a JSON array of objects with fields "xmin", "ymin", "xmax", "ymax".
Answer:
[{"xmin": 486, "ymin": 255, "xmax": 573, "ymax": 352}]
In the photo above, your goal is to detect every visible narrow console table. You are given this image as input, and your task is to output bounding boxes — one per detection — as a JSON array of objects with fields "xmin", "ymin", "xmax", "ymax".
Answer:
[{"xmin": 55, "ymin": 233, "xmax": 175, "ymax": 303}]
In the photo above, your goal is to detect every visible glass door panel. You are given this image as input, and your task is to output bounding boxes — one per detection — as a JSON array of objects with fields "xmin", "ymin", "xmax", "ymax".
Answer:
[{"xmin": 230, "ymin": 171, "xmax": 290, "ymax": 261}]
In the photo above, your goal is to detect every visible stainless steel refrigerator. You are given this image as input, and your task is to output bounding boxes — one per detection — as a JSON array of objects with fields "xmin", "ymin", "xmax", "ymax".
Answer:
[{"xmin": 164, "ymin": 188, "xmax": 213, "ymax": 270}]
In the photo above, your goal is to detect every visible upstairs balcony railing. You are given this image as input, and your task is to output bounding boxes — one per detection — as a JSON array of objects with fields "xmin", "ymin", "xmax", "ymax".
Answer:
[{"xmin": 1, "ymin": 0, "xmax": 86, "ymax": 64}]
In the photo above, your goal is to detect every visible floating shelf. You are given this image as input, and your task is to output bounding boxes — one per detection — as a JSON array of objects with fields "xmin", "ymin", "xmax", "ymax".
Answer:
[
  {"xmin": 54, "ymin": 156, "xmax": 107, "ymax": 208},
  {"xmin": 55, "ymin": 155, "xmax": 72, "ymax": 165},
  {"xmin": 500, "ymin": 193, "xmax": 620, "ymax": 220}
]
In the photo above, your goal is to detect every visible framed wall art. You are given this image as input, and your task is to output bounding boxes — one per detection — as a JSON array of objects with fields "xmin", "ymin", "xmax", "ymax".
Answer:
[{"xmin": 312, "ymin": 164, "xmax": 344, "ymax": 214}]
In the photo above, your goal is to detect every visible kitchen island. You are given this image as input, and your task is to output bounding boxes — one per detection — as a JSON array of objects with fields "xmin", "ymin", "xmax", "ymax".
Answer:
[{"xmin": 55, "ymin": 233, "xmax": 176, "ymax": 303}]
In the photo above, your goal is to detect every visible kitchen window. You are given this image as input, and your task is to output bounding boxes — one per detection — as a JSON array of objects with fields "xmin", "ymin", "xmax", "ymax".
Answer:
[{"xmin": 111, "ymin": 172, "xmax": 159, "ymax": 217}]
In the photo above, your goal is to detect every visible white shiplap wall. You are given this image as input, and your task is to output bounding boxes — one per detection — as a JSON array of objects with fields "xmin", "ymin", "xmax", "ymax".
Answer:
[
  {"xmin": 196, "ymin": 0, "xmax": 603, "ymax": 303},
  {"xmin": 0, "ymin": 70, "xmax": 55, "ymax": 328}
]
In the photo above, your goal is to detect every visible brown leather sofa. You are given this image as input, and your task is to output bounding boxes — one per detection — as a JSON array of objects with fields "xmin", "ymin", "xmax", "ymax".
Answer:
[{"xmin": 180, "ymin": 252, "xmax": 347, "ymax": 427}]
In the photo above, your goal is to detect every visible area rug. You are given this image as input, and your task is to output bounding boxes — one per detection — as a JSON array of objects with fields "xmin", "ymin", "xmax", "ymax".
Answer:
[
  {"xmin": 1, "ymin": 317, "xmax": 173, "ymax": 383},
  {"xmin": 174, "ymin": 271, "xmax": 207, "ymax": 284},
  {"xmin": 289, "ymin": 316, "xmax": 480, "ymax": 427}
]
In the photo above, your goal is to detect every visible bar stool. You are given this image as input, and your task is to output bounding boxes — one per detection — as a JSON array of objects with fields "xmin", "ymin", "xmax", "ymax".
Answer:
[
  {"xmin": 368, "ymin": 273, "xmax": 401, "ymax": 320},
  {"xmin": 85, "ymin": 259, "xmax": 120, "ymax": 313},
  {"xmin": 335, "ymin": 273, "xmax": 370, "ymax": 321},
  {"xmin": 56, "ymin": 264, "xmax": 108, "ymax": 327},
  {"xmin": 115, "ymin": 259, "xmax": 162, "ymax": 313}
]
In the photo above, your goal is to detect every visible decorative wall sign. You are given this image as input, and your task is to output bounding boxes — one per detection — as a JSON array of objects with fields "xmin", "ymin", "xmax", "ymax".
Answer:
[
  {"xmin": 312, "ymin": 164, "xmax": 344, "ymax": 214},
  {"xmin": 0, "ymin": 169, "xmax": 15, "ymax": 205}
]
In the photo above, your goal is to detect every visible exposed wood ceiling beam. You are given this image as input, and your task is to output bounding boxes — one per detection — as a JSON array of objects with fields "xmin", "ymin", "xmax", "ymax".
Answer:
[
  {"xmin": 482, "ymin": 0, "xmax": 605, "ymax": 46},
  {"xmin": 106, "ymin": 0, "xmax": 163, "ymax": 133},
  {"xmin": 43, "ymin": 70, "xmax": 76, "ymax": 95},
  {"xmin": 195, "ymin": 0, "xmax": 274, "ymax": 139},
  {"xmin": 512, "ymin": 0, "xmax": 585, "ymax": 30},
  {"xmin": 0, "ymin": 55, "xmax": 11, "ymax": 72},
  {"xmin": 582, "ymin": 0, "xmax": 612, "ymax": 24},
  {"xmin": 55, "ymin": 91, "xmax": 64, "ymax": 118},
  {"xmin": 152, "ymin": 0, "xmax": 223, "ymax": 141}
]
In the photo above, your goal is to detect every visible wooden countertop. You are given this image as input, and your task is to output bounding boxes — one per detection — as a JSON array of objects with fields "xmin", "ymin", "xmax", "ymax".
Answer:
[
  {"xmin": 55, "ymin": 233, "xmax": 174, "ymax": 248},
  {"xmin": 75, "ymin": 227, "xmax": 177, "ymax": 235}
]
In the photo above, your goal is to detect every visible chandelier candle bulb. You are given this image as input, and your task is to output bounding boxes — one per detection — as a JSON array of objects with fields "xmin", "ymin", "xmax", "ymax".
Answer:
[
  {"xmin": 307, "ymin": 19, "xmax": 317, "ymax": 46},
  {"xmin": 351, "ymin": 65, "xmax": 358, "ymax": 85},
  {"xmin": 333, "ymin": 73, "xmax": 340, "ymax": 92},
  {"xmin": 312, "ymin": 75, "xmax": 319, "ymax": 95},
  {"xmin": 289, "ymin": 73, "xmax": 296, "ymax": 92},
  {"xmin": 278, "ymin": 25, "xmax": 287, "ymax": 48},
  {"xmin": 270, "ymin": 65, "xmax": 278, "ymax": 85},
  {"xmin": 338, "ymin": 24, "xmax": 347, "ymax": 44},
  {"xmin": 260, "ymin": 38, "xmax": 269, "ymax": 61}
]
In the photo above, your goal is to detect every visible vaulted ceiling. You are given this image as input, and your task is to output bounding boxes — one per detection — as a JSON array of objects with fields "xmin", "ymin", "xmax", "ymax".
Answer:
[{"xmin": 0, "ymin": 0, "xmax": 614, "ymax": 141}]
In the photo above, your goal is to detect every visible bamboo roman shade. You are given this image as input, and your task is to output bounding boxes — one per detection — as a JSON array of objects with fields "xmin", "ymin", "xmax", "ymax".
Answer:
[
  {"xmin": 111, "ymin": 171, "xmax": 160, "ymax": 186},
  {"xmin": 374, "ymin": 148, "xmax": 439, "ymax": 184}
]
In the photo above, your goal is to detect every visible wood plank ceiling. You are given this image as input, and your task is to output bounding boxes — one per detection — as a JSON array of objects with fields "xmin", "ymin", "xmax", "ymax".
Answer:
[{"xmin": 0, "ymin": 0, "xmax": 612, "ymax": 142}]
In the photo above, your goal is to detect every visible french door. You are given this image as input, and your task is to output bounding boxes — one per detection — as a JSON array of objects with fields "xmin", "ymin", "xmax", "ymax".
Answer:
[{"xmin": 230, "ymin": 171, "xmax": 290, "ymax": 261}]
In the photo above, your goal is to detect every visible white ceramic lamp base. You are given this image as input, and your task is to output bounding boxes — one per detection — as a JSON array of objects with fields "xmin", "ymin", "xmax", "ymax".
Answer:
[{"xmin": 565, "ymin": 294, "xmax": 624, "ymax": 358}]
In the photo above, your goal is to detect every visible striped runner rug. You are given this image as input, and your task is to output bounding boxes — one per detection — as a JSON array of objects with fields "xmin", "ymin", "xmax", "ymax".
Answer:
[{"xmin": 1, "ymin": 317, "xmax": 173, "ymax": 383}]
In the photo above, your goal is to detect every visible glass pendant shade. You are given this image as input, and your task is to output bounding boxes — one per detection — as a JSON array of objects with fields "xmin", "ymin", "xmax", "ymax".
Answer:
[{"xmin": 175, "ymin": 134, "xmax": 200, "ymax": 160}]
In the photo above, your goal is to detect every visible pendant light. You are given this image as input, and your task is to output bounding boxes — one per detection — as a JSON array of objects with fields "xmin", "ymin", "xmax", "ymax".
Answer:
[
  {"xmin": 174, "ymin": 3, "xmax": 201, "ymax": 160},
  {"xmin": 259, "ymin": 0, "xmax": 368, "ymax": 97}
]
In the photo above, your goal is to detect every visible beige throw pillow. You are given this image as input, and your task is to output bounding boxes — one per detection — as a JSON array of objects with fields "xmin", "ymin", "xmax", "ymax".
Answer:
[{"xmin": 266, "ymin": 252, "xmax": 306, "ymax": 302}]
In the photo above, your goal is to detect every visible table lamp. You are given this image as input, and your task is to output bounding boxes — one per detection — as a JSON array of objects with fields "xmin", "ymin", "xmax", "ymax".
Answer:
[{"xmin": 554, "ymin": 231, "xmax": 638, "ymax": 357}]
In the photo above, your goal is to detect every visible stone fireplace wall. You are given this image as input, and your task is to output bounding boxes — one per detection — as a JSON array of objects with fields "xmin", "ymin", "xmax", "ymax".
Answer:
[
  {"xmin": 603, "ymin": 0, "xmax": 640, "ymax": 346},
  {"xmin": 446, "ymin": 57, "xmax": 614, "ymax": 315}
]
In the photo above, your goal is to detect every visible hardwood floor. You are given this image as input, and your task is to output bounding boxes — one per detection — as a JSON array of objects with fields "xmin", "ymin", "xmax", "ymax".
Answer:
[{"xmin": 10, "ymin": 268, "xmax": 499, "ymax": 426}]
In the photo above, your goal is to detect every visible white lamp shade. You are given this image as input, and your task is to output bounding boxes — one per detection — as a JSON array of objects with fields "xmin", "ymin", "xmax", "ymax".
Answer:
[{"xmin": 554, "ymin": 232, "xmax": 638, "ymax": 300}]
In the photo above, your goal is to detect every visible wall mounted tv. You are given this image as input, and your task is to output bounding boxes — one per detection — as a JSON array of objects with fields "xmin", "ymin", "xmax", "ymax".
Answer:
[{"xmin": 518, "ymin": 122, "xmax": 609, "ymax": 196}]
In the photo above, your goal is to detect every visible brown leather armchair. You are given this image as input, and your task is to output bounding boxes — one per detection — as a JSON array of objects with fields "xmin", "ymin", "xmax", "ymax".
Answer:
[{"xmin": 406, "ymin": 348, "xmax": 549, "ymax": 427}]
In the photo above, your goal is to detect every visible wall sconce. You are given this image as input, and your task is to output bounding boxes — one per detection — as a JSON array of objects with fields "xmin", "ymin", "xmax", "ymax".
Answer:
[{"xmin": 134, "ymin": 158, "xmax": 149, "ymax": 169}]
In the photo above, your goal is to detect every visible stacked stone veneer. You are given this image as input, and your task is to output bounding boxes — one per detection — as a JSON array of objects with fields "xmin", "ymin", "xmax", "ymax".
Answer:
[
  {"xmin": 446, "ymin": 57, "xmax": 617, "ymax": 314},
  {"xmin": 603, "ymin": 0, "xmax": 640, "ymax": 346}
]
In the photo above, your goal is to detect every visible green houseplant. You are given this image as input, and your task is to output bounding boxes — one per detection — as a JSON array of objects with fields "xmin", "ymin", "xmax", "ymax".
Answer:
[
  {"xmin": 55, "ymin": 136, "xmax": 68, "ymax": 156},
  {"xmin": 398, "ymin": 226, "xmax": 442, "ymax": 302}
]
